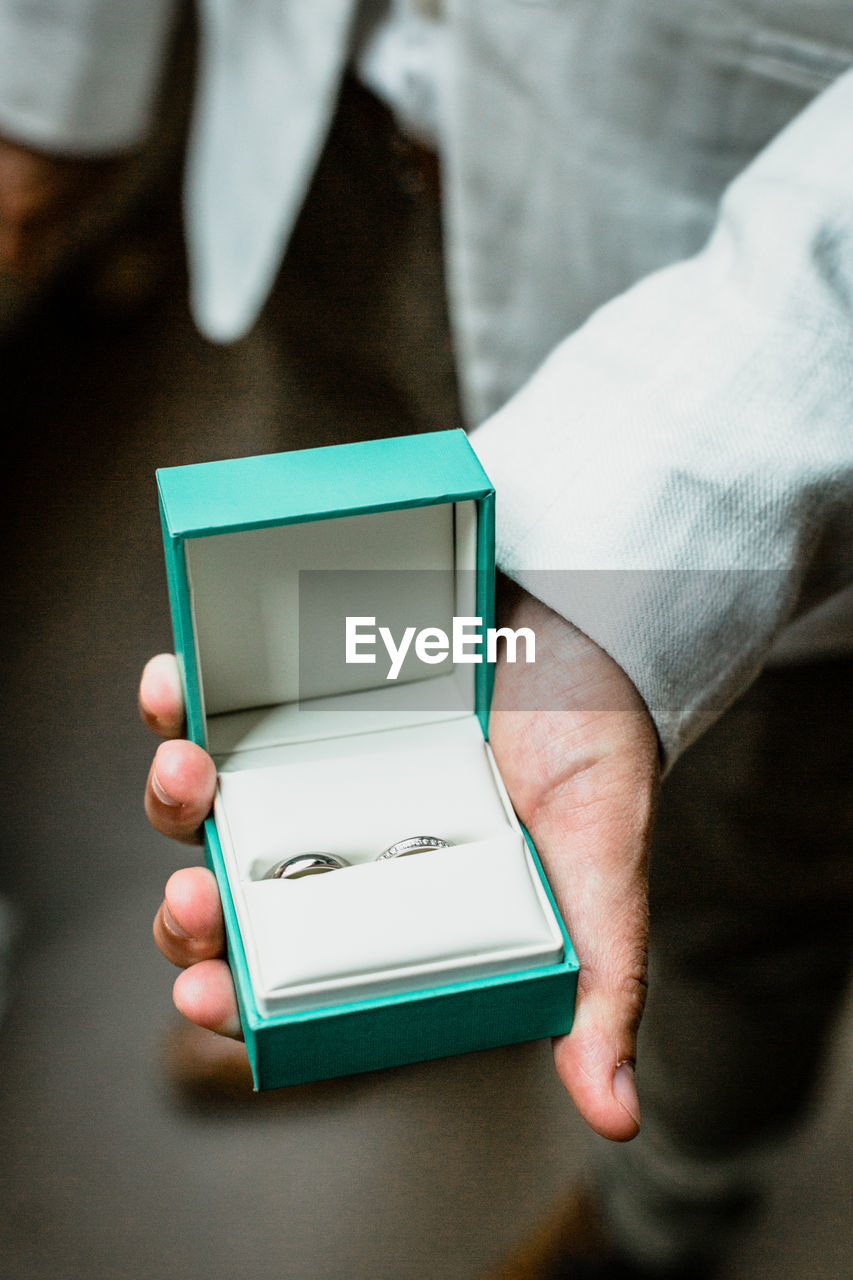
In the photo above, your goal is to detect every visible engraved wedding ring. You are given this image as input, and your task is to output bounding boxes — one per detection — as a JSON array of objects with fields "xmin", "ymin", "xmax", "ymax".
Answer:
[
  {"xmin": 263, "ymin": 852, "xmax": 351, "ymax": 880},
  {"xmin": 376, "ymin": 836, "xmax": 452, "ymax": 861}
]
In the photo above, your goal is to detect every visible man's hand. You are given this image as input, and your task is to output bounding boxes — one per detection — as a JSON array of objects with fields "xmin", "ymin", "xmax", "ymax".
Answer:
[
  {"xmin": 142, "ymin": 590, "xmax": 659, "ymax": 1140},
  {"xmin": 0, "ymin": 133, "xmax": 121, "ymax": 279},
  {"xmin": 489, "ymin": 587, "xmax": 658, "ymax": 1141}
]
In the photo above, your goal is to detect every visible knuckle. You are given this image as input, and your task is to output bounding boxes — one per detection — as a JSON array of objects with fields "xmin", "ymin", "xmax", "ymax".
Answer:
[
  {"xmin": 577, "ymin": 925, "xmax": 650, "ymax": 1034},
  {"xmin": 612, "ymin": 967, "xmax": 649, "ymax": 1028}
]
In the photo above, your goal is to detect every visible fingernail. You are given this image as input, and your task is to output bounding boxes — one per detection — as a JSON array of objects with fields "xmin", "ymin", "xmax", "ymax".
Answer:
[
  {"xmin": 613, "ymin": 1061, "xmax": 641, "ymax": 1129},
  {"xmin": 151, "ymin": 767, "xmax": 181, "ymax": 808},
  {"xmin": 216, "ymin": 1013, "xmax": 244, "ymax": 1039},
  {"xmin": 162, "ymin": 902, "xmax": 193, "ymax": 941}
]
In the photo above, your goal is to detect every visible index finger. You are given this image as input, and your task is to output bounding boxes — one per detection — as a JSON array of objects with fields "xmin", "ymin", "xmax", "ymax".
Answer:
[{"xmin": 139, "ymin": 653, "xmax": 185, "ymax": 739}]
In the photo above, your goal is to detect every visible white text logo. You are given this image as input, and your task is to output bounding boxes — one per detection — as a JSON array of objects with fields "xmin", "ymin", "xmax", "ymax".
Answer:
[{"xmin": 345, "ymin": 616, "xmax": 536, "ymax": 680}]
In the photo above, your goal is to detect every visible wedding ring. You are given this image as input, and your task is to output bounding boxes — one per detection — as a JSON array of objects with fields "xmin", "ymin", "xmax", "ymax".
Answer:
[
  {"xmin": 376, "ymin": 836, "xmax": 453, "ymax": 861},
  {"xmin": 263, "ymin": 852, "xmax": 350, "ymax": 880}
]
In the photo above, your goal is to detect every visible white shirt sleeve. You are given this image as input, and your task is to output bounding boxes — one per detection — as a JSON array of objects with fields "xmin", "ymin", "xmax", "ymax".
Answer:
[
  {"xmin": 472, "ymin": 68, "xmax": 853, "ymax": 768},
  {"xmin": 0, "ymin": 0, "xmax": 177, "ymax": 153}
]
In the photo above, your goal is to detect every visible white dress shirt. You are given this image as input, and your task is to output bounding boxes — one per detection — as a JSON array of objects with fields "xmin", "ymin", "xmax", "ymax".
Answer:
[
  {"xmin": 354, "ymin": 0, "xmax": 448, "ymax": 148},
  {"xmin": 0, "ymin": 0, "xmax": 850, "ymax": 765}
]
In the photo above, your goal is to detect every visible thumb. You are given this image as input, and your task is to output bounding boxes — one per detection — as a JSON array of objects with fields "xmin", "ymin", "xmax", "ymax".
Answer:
[
  {"xmin": 535, "ymin": 743, "xmax": 654, "ymax": 1141},
  {"xmin": 483, "ymin": 587, "xmax": 659, "ymax": 1141}
]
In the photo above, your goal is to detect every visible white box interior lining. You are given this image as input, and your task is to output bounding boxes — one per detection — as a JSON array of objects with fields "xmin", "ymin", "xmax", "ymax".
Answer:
[
  {"xmin": 186, "ymin": 502, "xmax": 479, "ymax": 755},
  {"xmin": 214, "ymin": 717, "xmax": 564, "ymax": 1014}
]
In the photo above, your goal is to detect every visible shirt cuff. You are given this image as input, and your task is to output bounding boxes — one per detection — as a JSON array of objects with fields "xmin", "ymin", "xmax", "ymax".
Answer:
[{"xmin": 0, "ymin": 0, "xmax": 176, "ymax": 154}]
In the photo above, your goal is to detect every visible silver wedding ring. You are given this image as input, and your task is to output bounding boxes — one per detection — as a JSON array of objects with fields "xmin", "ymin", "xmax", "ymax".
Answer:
[
  {"xmin": 264, "ymin": 852, "xmax": 351, "ymax": 880},
  {"xmin": 376, "ymin": 836, "xmax": 453, "ymax": 861},
  {"xmin": 263, "ymin": 837, "xmax": 453, "ymax": 876}
]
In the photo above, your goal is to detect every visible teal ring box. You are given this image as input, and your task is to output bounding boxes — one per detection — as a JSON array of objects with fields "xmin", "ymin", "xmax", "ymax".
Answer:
[{"xmin": 157, "ymin": 430, "xmax": 578, "ymax": 1089}]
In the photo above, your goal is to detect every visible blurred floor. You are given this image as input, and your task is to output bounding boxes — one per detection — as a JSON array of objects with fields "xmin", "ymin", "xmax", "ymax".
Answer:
[{"xmin": 0, "ymin": 173, "xmax": 850, "ymax": 1280}]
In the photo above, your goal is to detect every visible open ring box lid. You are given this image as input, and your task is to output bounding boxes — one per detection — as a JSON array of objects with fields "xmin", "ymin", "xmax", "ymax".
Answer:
[{"xmin": 157, "ymin": 431, "xmax": 578, "ymax": 1089}]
